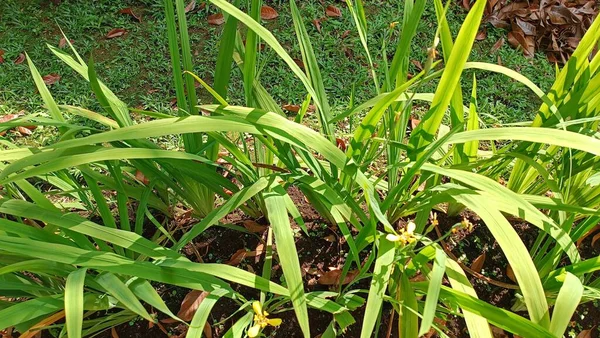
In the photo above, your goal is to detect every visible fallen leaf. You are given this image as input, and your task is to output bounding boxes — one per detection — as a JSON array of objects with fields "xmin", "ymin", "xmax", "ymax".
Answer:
[
  {"xmin": 470, "ymin": 252, "xmax": 486, "ymax": 273},
  {"xmin": 462, "ymin": 0, "xmax": 471, "ymax": 10},
  {"xmin": 135, "ymin": 170, "xmax": 150, "ymax": 185},
  {"xmin": 336, "ymin": 138, "xmax": 346, "ymax": 152},
  {"xmin": 226, "ymin": 249, "xmax": 249, "ymax": 266},
  {"xmin": 318, "ymin": 269, "xmax": 358, "ymax": 285},
  {"xmin": 577, "ymin": 327, "xmax": 595, "ymax": 338},
  {"xmin": 476, "ymin": 30, "xmax": 487, "ymax": 40},
  {"xmin": 411, "ymin": 59, "xmax": 423, "ymax": 71},
  {"xmin": 177, "ymin": 290, "xmax": 210, "ymax": 321},
  {"xmin": 282, "ymin": 104, "xmax": 300, "ymax": 112},
  {"xmin": 591, "ymin": 232, "xmax": 600, "ymax": 248},
  {"xmin": 111, "ymin": 327, "xmax": 119, "ymax": 338},
  {"xmin": 207, "ymin": 13, "xmax": 225, "ymax": 25},
  {"xmin": 260, "ymin": 5, "xmax": 279, "ymax": 20},
  {"xmin": 14, "ymin": 53, "xmax": 25, "ymax": 65},
  {"xmin": 325, "ymin": 5, "xmax": 342, "ymax": 17},
  {"xmin": 507, "ymin": 30, "xmax": 533, "ymax": 57},
  {"xmin": 16, "ymin": 126, "xmax": 32, "ymax": 136},
  {"xmin": 243, "ymin": 220, "xmax": 267, "ymax": 233},
  {"xmin": 42, "ymin": 73, "xmax": 61, "ymax": 85},
  {"xmin": 203, "ymin": 322, "xmax": 212, "ymax": 338},
  {"xmin": 58, "ymin": 37, "xmax": 74, "ymax": 48},
  {"xmin": 490, "ymin": 326, "xmax": 509, "ymax": 338},
  {"xmin": 106, "ymin": 28, "xmax": 127, "ymax": 39},
  {"xmin": 323, "ymin": 234, "xmax": 337, "ymax": 242},
  {"xmin": 410, "ymin": 117, "xmax": 421, "ymax": 130},
  {"xmin": 0, "ymin": 114, "xmax": 19, "ymax": 123},
  {"xmin": 312, "ymin": 19, "xmax": 322, "ymax": 33},
  {"xmin": 514, "ymin": 18, "xmax": 536, "ymax": 35},
  {"xmin": 341, "ymin": 30, "xmax": 350, "ymax": 39},
  {"xmin": 20, "ymin": 310, "xmax": 66, "ymax": 338},
  {"xmin": 0, "ymin": 50, "xmax": 4, "ymax": 63},
  {"xmin": 184, "ymin": 0, "xmax": 196, "ymax": 13},
  {"xmin": 576, "ymin": 224, "xmax": 600, "ymax": 247},
  {"xmin": 491, "ymin": 37, "xmax": 505, "ymax": 53},
  {"xmin": 506, "ymin": 264, "xmax": 516, "ymax": 282},
  {"xmin": 293, "ymin": 58, "xmax": 305, "ymax": 69},
  {"xmin": 118, "ymin": 8, "xmax": 142, "ymax": 22}
]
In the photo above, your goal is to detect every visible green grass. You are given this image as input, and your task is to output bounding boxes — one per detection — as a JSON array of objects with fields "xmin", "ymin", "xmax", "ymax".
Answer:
[{"xmin": 0, "ymin": 0, "xmax": 554, "ymax": 125}]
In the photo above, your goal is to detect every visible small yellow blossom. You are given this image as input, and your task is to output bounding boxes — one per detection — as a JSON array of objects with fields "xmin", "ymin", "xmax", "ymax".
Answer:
[
  {"xmin": 386, "ymin": 221, "xmax": 417, "ymax": 246},
  {"xmin": 430, "ymin": 212, "xmax": 439, "ymax": 227},
  {"xmin": 460, "ymin": 217, "xmax": 473, "ymax": 232},
  {"xmin": 248, "ymin": 301, "xmax": 282, "ymax": 337},
  {"xmin": 389, "ymin": 21, "xmax": 399, "ymax": 29}
]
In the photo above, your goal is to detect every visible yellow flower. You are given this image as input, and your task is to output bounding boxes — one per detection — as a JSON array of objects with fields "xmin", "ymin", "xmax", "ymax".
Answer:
[
  {"xmin": 460, "ymin": 217, "xmax": 473, "ymax": 232},
  {"xmin": 389, "ymin": 21, "xmax": 399, "ymax": 29},
  {"xmin": 386, "ymin": 221, "xmax": 417, "ymax": 246},
  {"xmin": 430, "ymin": 212, "xmax": 439, "ymax": 227},
  {"xmin": 248, "ymin": 301, "xmax": 282, "ymax": 337}
]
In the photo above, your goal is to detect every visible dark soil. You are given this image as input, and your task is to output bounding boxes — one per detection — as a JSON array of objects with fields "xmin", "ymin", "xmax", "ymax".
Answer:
[{"xmin": 68, "ymin": 190, "xmax": 600, "ymax": 338}]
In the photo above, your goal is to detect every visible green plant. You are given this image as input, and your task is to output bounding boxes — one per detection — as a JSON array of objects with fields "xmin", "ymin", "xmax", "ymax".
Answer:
[{"xmin": 2, "ymin": 0, "xmax": 600, "ymax": 337}]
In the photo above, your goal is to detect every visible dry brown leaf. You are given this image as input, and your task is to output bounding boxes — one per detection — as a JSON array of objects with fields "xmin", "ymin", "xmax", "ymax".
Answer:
[
  {"xmin": 17, "ymin": 126, "xmax": 33, "ymax": 136},
  {"xmin": 20, "ymin": 310, "xmax": 66, "ymax": 338},
  {"xmin": 410, "ymin": 117, "xmax": 421, "ymax": 130},
  {"xmin": 476, "ymin": 30, "xmax": 487, "ymax": 40},
  {"xmin": 490, "ymin": 326, "xmax": 510, "ymax": 338},
  {"xmin": 341, "ymin": 30, "xmax": 350, "ymax": 39},
  {"xmin": 42, "ymin": 73, "xmax": 61, "ymax": 85},
  {"xmin": 591, "ymin": 232, "xmax": 600, "ymax": 248},
  {"xmin": 514, "ymin": 18, "xmax": 536, "ymax": 35},
  {"xmin": 203, "ymin": 322, "xmax": 212, "ymax": 338},
  {"xmin": 0, "ymin": 114, "xmax": 20, "ymax": 124},
  {"xmin": 577, "ymin": 327, "xmax": 595, "ymax": 338},
  {"xmin": 243, "ymin": 220, "xmax": 267, "ymax": 233},
  {"xmin": 226, "ymin": 249, "xmax": 249, "ymax": 266},
  {"xmin": 14, "ymin": 53, "xmax": 25, "ymax": 65},
  {"xmin": 106, "ymin": 28, "xmax": 127, "ymax": 39},
  {"xmin": 135, "ymin": 170, "xmax": 150, "ymax": 185},
  {"xmin": 184, "ymin": 0, "xmax": 196, "ymax": 13},
  {"xmin": 294, "ymin": 58, "xmax": 305, "ymax": 69},
  {"xmin": 118, "ymin": 8, "xmax": 142, "ymax": 22},
  {"xmin": 336, "ymin": 138, "xmax": 346, "ymax": 152},
  {"xmin": 317, "ymin": 269, "xmax": 358, "ymax": 285},
  {"xmin": 207, "ymin": 13, "xmax": 225, "ymax": 25},
  {"xmin": 177, "ymin": 290, "xmax": 210, "ymax": 321},
  {"xmin": 325, "ymin": 5, "xmax": 342, "ymax": 17},
  {"xmin": 576, "ymin": 224, "xmax": 600, "ymax": 247},
  {"xmin": 506, "ymin": 264, "xmax": 516, "ymax": 282},
  {"xmin": 323, "ymin": 234, "xmax": 337, "ymax": 242},
  {"xmin": 260, "ymin": 5, "xmax": 279, "ymax": 20},
  {"xmin": 58, "ymin": 37, "xmax": 74, "ymax": 48},
  {"xmin": 111, "ymin": 327, "xmax": 119, "ymax": 338},
  {"xmin": 491, "ymin": 37, "xmax": 505, "ymax": 53},
  {"xmin": 507, "ymin": 31, "xmax": 534, "ymax": 57},
  {"xmin": 470, "ymin": 252, "xmax": 486, "ymax": 273},
  {"xmin": 282, "ymin": 104, "xmax": 301, "ymax": 112},
  {"xmin": 312, "ymin": 19, "xmax": 322, "ymax": 33},
  {"xmin": 411, "ymin": 59, "xmax": 423, "ymax": 71},
  {"xmin": 0, "ymin": 50, "xmax": 4, "ymax": 64}
]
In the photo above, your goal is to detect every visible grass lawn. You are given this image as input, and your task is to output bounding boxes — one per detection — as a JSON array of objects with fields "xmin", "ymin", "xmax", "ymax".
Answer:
[{"xmin": 1, "ymin": 0, "xmax": 555, "ymax": 127}]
